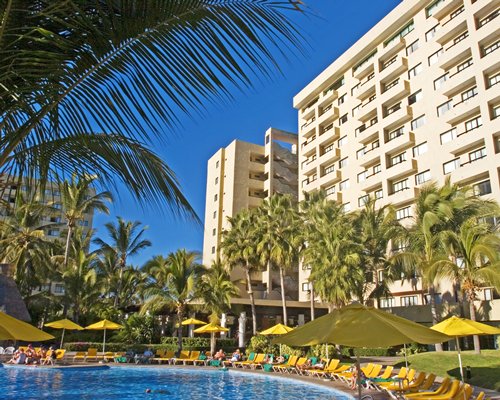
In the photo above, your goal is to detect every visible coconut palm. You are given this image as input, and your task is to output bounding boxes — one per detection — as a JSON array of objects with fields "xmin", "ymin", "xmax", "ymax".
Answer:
[
  {"xmin": 93, "ymin": 217, "xmax": 151, "ymax": 308},
  {"xmin": 0, "ymin": 191, "xmax": 60, "ymax": 296},
  {"xmin": 141, "ymin": 250, "xmax": 203, "ymax": 354},
  {"xmin": 59, "ymin": 173, "xmax": 112, "ymax": 266},
  {"xmin": 255, "ymin": 194, "xmax": 302, "ymax": 325},
  {"xmin": 0, "ymin": 1, "xmax": 304, "ymax": 214},
  {"xmin": 430, "ymin": 219, "xmax": 500, "ymax": 353},
  {"xmin": 221, "ymin": 208, "xmax": 262, "ymax": 335}
]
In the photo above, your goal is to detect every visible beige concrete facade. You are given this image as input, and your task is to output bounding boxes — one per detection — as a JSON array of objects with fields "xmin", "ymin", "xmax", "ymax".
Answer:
[{"xmin": 294, "ymin": 0, "xmax": 500, "ymax": 322}]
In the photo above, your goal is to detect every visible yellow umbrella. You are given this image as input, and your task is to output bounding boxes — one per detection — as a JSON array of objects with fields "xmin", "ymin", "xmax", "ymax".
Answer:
[
  {"xmin": 432, "ymin": 316, "xmax": 500, "ymax": 381},
  {"xmin": 85, "ymin": 319, "xmax": 123, "ymax": 354},
  {"xmin": 181, "ymin": 318, "xmax": 207, "ymax": 326},
  {"xmin": 0, "ymin": 311, "xmax": 55, "ymax": 342},
  {"xmin": 194, "ymin": 323, "xmax": 229, "ymax": 355},
  {"xmin": 260, "ymin": 323, "xmax": 294, "ymax": 355},
  {"xmin": 274, "ymin": 304, "xmax": 449, "ymax": 400},
  {"xmin": 45, "ymin": 319, "xmax": 84, "ymax": 348}
]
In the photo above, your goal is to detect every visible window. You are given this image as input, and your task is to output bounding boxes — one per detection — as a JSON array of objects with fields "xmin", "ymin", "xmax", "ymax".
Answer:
[
  {"xmin": 50, "ymin": 216, "xmax": 61, "ymax": 223},
  {"xmin": 388, "ymin": 127, "xmax": 404, "ymax": 141},
  {"xmin": 339, "ymin": 179, "xmax": 350, "ymax": 191},
  {"xmin": 302, "ymin": 282, "xmax": 311, "ymax": 292},
  {"xmin": 386, "ymin": 102, "xmax": 401, "ymax": 116},
  {"xmin": 339, "ymin": 114, "xmax": 348, "ymax": 125},
  {"xmin": 392, "ymin": 178, "xmax": 409, "ymax": 193},
  {"xmin": 411, "ymin": 115, "xmax": 426, "ymax": 130},
  {"xmin": 487, "ymin": 72, "xmax": 500, "ymax": 88},
  {"xmin": 413, "ymin": 142, "xmax": 428, "ymax": 157},
  {"xmin": 437, "ymin": 100, "xmax": 452, "ymax": 117},
  {"xmin": 211, "ymin": 246, "xmax": 216, "ymax": 254},
  {"xmin": 461, "ymin": 86, "xmax": 477, "ymax": 102},
  {"xmin": 212, "ymin": 228, "xmax": 216, "ymax": 236},
  {"xmin": 492, "ymin": 104, "xmax": 500, "ymax": 119},
  {"xmin": 384, "ymin": 78, "xmax": 400, "ymax": 92},
  {"xmin": 213, "ymin": 211, "xmax": 217, "ymax": 219},
  {"xmin": 353, "ymin": 51, "xmax": 377, "ymax": 72},
  {"xmin": 440, "ymin": 128, "xmax": 457, "ymax": 144},
  {"xmin": 401, "ymin": 296, "xmax": 418, "ymax": 306},
  {"xmin": 324, "ymin": 77, "xmax": 345, "ymax": 94},
  {"xmin": 373, "ymin": 164, "xmax": 381, "ymax": 174},
  {"xmin": 408, "ymin": 90, "xmax": 422, "ymax": 105},
  {"xmin": 385, "ymin": 21, "xmax": 414, "ymax": 47},
  {"xmin": 415, "ymin": 170, "xmax": 431, "ymax": 185},
  {"xmin": 216, "ymin": 161, "xmax": 219, "ymax": 168},
  {"xmin": 425, "ymin": 293, "xmax": 442, "ymax": 305},
  {"xmin": 483, "ymin": 40, "xmax": 500, "ymax": 56},
  {"xmin": 338, "ymin": 135, "xmax": 348, "ymax": 147},
  {"xmin": 338, "ymin": 94, "xmax": 346, "ymax": 105},
  {"xmin": 339, "ymin": 157, "xmax": 349, "ymax": 169},
  {"xmin": 357, "ymin": 171, "xmax": 367, "ymax": 183},
  {"xmin": 426, "ymin": 0, "xmax": 445, "ymax": 17},
  {"xmin": 396, "ymin": 206, "xmax": 411, "ymax": 220},
  {"xmin": 484, "ymin": 288, "xmax": 493, "ymax": 301},
  {"xmin": 351, "ymin": 83, "xmax": 360, "ymax": 96},
  {"xmin": 408, "ymin": 63, "xmax": 422, "ymax": 79},
  {"xmin": 390, "ymin": 152, "xmax": 406, "ymax": 167},
  {"xmin": 443, "ymin": 158, "xmax": 460, "ymax": 174},
  {"xmin": 48, "ymin": 229, "xmax": 59, "ymax": 237},
  {"xmin": 380, "ymin": 298, "xmax": 395, "ymax": 308},
  {"xmin": 324, "ymin": 164, "xmax": 335, "ymax": 175},
  {"xmin": 457, "ymin": 58, "xmax": 473, "ymax": 72},
  {"xmin": 406, "ymin": 40, "xmax": 419, "ymax": 55},
  {"xmin": 428, "ymin": 49, "xmax": 443, "ymax": 66},
  {"xmin": 434, "ymin": 73, "xmax": 448, "ymax": 90},
  {"xmin": 54, "ymin": 284, "xmax": 65, "ymax": 294},
  {"xmin": 214, "ymin": 194, "xmax": 218, "ymax": 202},
  {"xmin": 473, "ymin": 180, "xmax": 491, "ymax": 196},
  {"xmin": 450, "ymin": 6, "xmax": 465, "ymax": 20},
  {"xmin": 357, "ymin": 147, "xmax": 366, "ymax": 159},
  {"xmin": 382, "ymin": 55, "xmax": 397, "ymax": 70},
  {"xmin": 469, "ymin": 147, "xmax": 486, "ymax": 162},
  {"xmin": 453, "ymin": 31, "xmax": 468, "ymax": 46},
  {"xmin": 341, "ymin": 203, "xmax": 351, "ymax": 213},
  {"xmin": 358, "ymin": 195, "xmax": 369, "ymax": 207},
  {"xmin": 426, "ymin": 25, "xmax": 440, "ymax": 41},
  {"xmin": 465, "ymin": 116, "xmax": 482, "ymax": 132},
  {"xmin": 352, "ymin": 104, "xmax": 362, "ymax": 117},
  {"xmin": 215, "ymin": 177, "xmax": 218, "ymax": 184},
  {"xmin": 375, "ymin": 189, "xmax": 383, "ymax": 199},
  {"xmin": 325, "ymin": 185, "xmax": 336, "ymax": 196},
  {"xmin": 479, "ymin": 10, "xmax": 499, "ymax": 28}
]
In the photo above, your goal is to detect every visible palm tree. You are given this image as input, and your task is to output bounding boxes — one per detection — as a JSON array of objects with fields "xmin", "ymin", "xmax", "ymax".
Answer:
[
  {"xmin": 93, "ymin": 217, "xmax": 151, "ymax": 308},
  {"xmin": 0, "ymin": 191, "xmax": 60, "ymax": 296},
  {"xmin": 0, "ymin": 1, "xmax": 304, "ymax": 213},
  {"xmin": 221, "ymin": 208, "xmax": 262, "ymax": 335},
  {"xmin": 354, "ymin": 197, "xmax": 402, "ymax": 306},
  {"xmin": 255, "ymin": 194, "xmax": 302, "ymax": 325},
  {"xmin": 59, "ymin": 173, "xmax": 112, "ymax": 266},
  {"xmin": 200, "ymin": 261, "xmax": 239, "ymax": 323},
  {"xmin": 141, "ymin": 250, "xmax": 203, "ymax": 354},
  {"xmin": 431, "ymin": 219, "xmax": 500, "ymax": 353}
]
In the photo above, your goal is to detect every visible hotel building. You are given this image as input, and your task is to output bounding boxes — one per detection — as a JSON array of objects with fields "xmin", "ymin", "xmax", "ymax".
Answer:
[{"xmin": 294, "ymin": 0, "xmax": 500, "ymax": 323}]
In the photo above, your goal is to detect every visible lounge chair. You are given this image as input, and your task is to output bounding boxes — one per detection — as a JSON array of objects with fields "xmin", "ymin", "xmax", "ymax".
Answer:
[
  {"xmin": 295, "ymin": 357, "xmax": 318, "ymax": 375},
  {"xmin": 192, "ymin": 352, "xmax": 209, "ymax": 366},
  {"xmin": 405, "ymin": 377, "xmax": 451, "ymax": 398},
  {"xmin": 364, "ymin": 366, "xmax": 394, "ymax": 389},
  {"xmin": 73, "ymin": 351, "xmax": 86, "ymax": 362},
  {"xmin": 283, "ymin": 357, "xmax": 307, "ymax": 374},
  {"xmin": 155, "ymin": 350, "xmax": 175, "ymax": 364},
  {"xmin": 242, "ymin": 353, "xmax": 265, "ymax": 369},
  {"xmin": 383, "ymin": 371, "xmax": 427, "ymax": 393},
  {"xmin": 85, "ymin": 348, "xmax": 98, "ymax": 362},
  {"xmin": 232, "ymin": 352, "xmax": 256, "ymax": 368},
  {"xmin": 183, "ymin": 351, "xmax": 201, "ymax": 365},
  {"xmin": 334, "ymin": 363, "xmax": 375, "ymax": 383},
  {"xmin": 249, "ymin": 354, "xmax": 273, "ymax": 370},
  {"xmin": 273, "ymin": 355, "xmax": 298, "ymax": 372},
  {"xmin": 152, "ymin": 349, "xmax": 166, "ymax": 362},
  {"xmin": 303, "ymin": 358, "xmax": 330, "ymax": 376},
  {"xmin": 309, "ymin": 358, "xmax": 338, "ymax": 377},
  {"xmin": 170, "ymin": 350, "xmax": 191, "ymax": 365},
  {"xmin": 410, "ymin": 380, "xmax": 462, "ymax": 400},
  {"xmin": 475, "ymin": 392, "xmax": 485, "ymax": 400}
]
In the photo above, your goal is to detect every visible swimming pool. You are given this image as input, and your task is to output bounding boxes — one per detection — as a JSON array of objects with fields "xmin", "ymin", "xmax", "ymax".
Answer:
[{"xmin": 0, "ymin": 366, "xmax": 352, "ymax": 399}]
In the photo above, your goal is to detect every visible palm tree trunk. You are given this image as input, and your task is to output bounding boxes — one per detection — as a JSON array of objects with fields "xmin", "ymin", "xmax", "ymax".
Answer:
[
  {"xmin": 310, "ymin": 282, "xmax": 315, "ymax": 320},
  {"xmin": 245, "ymin": 267, "xmax": 257, "ymax": 335},
  {"xmin": 468, "ymin": 294, "xmax": 481, "ymax": 354},
  {"xmin": 279, "ymin": 267, "xmax": 287, "ymax": 325},
  {"xmin": 428, "ymin": 284, "xmax": 443, "ymax": 352},
  {"xmin": 64, "ymin": 224, "xmax": 73, "ymax": 267},
  {"xmin": 114, "ymin": 261, "xmax": 124, "ymax": 308},
  {"xmin": 177, "ymin": 304, "xmax": 184, "ymax": 356}
]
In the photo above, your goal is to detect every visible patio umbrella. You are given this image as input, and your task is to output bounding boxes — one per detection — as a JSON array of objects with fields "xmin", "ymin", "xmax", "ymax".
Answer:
[
  {"xmin": 45, "ymin": 319, "xmax": 84, "ymax": 348},
  {"xmin": 431, "ymin": 316, "xmax": 500, "ymax": 381},
  {"xmin": 85, "ymin": 319, "xmax": 123, "ymax": 354},
  {"xmin": 194, "ymin": 323, "xmax": 229, "ymax": 355},
  {"xmin": 260, "ymin": 323, "xmax": 294, "ymax": 355},
  {"xmin": 0, "ymin": 311, "xmax": 55, "ymax": 342},
  {"xmin": 274, "ymin": 303, "xmax": 449, "ymax": 400},
  {"xmin": 181, "ymin": 318, "xmax": 207, "ymax": 326}
]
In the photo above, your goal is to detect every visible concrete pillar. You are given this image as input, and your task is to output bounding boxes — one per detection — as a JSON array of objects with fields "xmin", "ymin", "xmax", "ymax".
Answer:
[
  {"xmin": 238, "ymin": 312, "xmax": 247, "ymax": 348},
  {"xmin": 220, "ymin": 313, "xmax": 227, "ymax": 338}
]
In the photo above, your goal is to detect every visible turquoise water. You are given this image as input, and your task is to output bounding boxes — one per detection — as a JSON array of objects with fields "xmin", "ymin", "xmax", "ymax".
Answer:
[{"xmin": 0, "ymin": 366, "xmax": 352, "ymax": 399}]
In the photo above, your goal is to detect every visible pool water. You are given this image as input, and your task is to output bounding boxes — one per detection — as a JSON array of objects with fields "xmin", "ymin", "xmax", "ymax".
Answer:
[{"xmin": 0, "ymin": 366, "xmax": 352, "ymax": 399}]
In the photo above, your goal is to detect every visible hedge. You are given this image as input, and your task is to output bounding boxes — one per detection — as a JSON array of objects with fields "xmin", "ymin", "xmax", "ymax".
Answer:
[{"xmin": 339, "ymin": 347, "xmax": 395, "ymax": 357}]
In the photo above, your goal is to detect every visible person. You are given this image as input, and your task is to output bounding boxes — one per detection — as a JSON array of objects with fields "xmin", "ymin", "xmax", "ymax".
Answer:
[
  {"xmin": 42, "ymin": 346, "xmax": 58, "ymax": 366},
  {"xmin": 25, "ymin": 344, "xmax": 38, "ymax": 364},
  {"xmin": 213, "ymin": 349, "xmax": 225, "ymax": 361},
  {"xmin": 272, "ymin": 355, "xmax": 285, "ymax": 364},
  {"xmin": 229, "ymin": 349, "xmax": 241, "ymax": 362},
  {"xmin": 296, "ymin": 358, "xmax": 312, "ymax": 371},
  {"xmin": 349, "ymin": 366, "xmax": 366, "ymax": 390},
  {"xmin": 7, "ymin": 348, "xmax": 27, "ymax": 364},
  {"xmin": 135, "ymin": 348, "xmax": 154, "ymax": 364}
]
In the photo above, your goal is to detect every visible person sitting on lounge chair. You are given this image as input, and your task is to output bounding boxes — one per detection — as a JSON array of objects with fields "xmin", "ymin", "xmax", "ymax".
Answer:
[
  {"xmin": 7, "ymin": 348, "xmax": 27, "ymax": 364},
  {"xmin": 214, "ymin": 349, "xmax": 226, "ymax": 361},
  {"xmin": 25, "ymin": 344, "xmax": 39, "ymax": 364},
  {"xmin": 272, "ymin": 355, "xmax": 285, "ymax": 364},
  {"xmin": 42, "ymin": 346, "xmax": 58, "ymax": 366},
  {"xmin": 135, "ymin": 349, "xmax": 154, "ymax": 364},
  {"xmin": 296, "ymin": 358, "xmax": 313, "ymax": 371},
  {"xmin": 229, "ymin": 349, "xmax": 241, "ymax": 362}
]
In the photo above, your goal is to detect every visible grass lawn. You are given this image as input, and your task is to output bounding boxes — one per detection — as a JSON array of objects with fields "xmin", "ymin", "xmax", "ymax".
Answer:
[{"xmin": 397, "ymin": 350, "xmax": 500, "ymax": 392}]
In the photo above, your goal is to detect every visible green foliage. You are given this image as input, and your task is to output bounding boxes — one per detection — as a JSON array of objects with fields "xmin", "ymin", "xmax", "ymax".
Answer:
[
  {"xmin": 159, "ymin": 337, "xmax": 237, "ymax": 352},
  {"xmin": 247, "ymin": 335, "xmax": 272, "ymax": 354},
  {"xmin": 114, "ymin": 314, "xmax": 156, "ymax": 344},
  {"xmin": 397, "ymin": 343, "xmax": 428, "ymax": 357}
]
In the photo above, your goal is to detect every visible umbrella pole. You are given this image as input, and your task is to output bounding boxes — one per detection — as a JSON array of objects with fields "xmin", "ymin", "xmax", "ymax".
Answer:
[
  {"xmin": 456, "ymin": 337, "xmax": 464, "ymax": 382},
  {"xmin": 60, "ymin": 328, "xmax": 65, "ymax": 349},
  {"xmin": 404, "ymin": 343, "xmax": 408, "ymax": 369},
  {"xmin": 325, "ymin": 343, "xmax": 329, "ymax": 359},
  {"xmin": 103, "ymin": 329, "xmax": 106, "ymax": 354},
  {"xmin": 357, "ymin": 353, "xmax": 362, "ymax": 400}
]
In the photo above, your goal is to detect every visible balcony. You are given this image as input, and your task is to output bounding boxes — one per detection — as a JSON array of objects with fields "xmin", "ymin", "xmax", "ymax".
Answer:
[
  {"xmin": 318, "ymin": 126, "xmax": 340, "ymax": 145},
  {"xmin": 357, "ymin": 99, "xmax": 378, "ymax": 122},
  {"xmin": 448, "ymin": 132, "xmax": 484, "ymax": 156},
  {"xmin": 317, "ymin": 105, "xmax": 339, "ymax": 125},
  {"xmin": 477, "ymin": 12, "xmax": 500, "ymax": 44},
  {"xmin": 358, "ymin": 124, "xmax": 379, "ymax": 143},
  {"xmin": 388, "ymin": 187, "xmax": 419, "ymax": 206},
  {"xmin": 385, "ymin": 131, "xmax": 415, "ymax": 154},
  {"xmin": 378, "ymin": 55, "xmax": 408, "ymax": 83},
  {"xmin": 355, "ymin": 78, "xmax": 376, "ymax": 100},
  {"xmin": 441, "ymin": 64, "xmax": 475, "ymax": 97},
  {"xmin": 318, "ymin": 170, "xmax": 342, "ymax": 187},
  {"xmin": 386, "ymin": 158, "xmax": 418, "ymax": 181},
  {"xmin": 301, "ymin": 134, "xmax": 317, "ymax": 154},
  {"xmin": 446, "ymin": 98, "xmax": 480, "ymax": 125},
  {"xmin": 450, "ymin": 156, "xmax": 490, "ymax": 183},
  {"xmin": 353, "ymin": 59, "xmax": 375, "ymax": 80},
  {"xmin": 434, "ymin": 19, "xmax": 467, "ymax": 46},
  {"xmin": 378, "ymin": 36, "xmax": 406, "ymax": 61},
  {"xmin": 300, "ymin": 156, "xmax": 317, "ymax": 175},
  {"xmin": 361, "ymin": 172, "xmax": 383, "ymax": 192},
  {"xmin": 383, "ymin": 105, "xmax": 413, "ymax": 131},
  {"xmin": 319, "ymin": 146, "xmax": 341, "ymax": 162},
  {"xmin": 360, "ymin": 146, "xmax": 382, "ymax": 168},
  {"xmin": 380, "ymin": 79, "xmax": 411, "ymax": 106},
  {"xmin": 431, "ymin": 0, "xmax": 464, "ymax": 20},
  {"xmin": 318, "ymin": 88, "xmax": 338, "ymax": 109},
  {"xmin": 439, "ymin": 37, "xmax": 471, "ymax": 70}
]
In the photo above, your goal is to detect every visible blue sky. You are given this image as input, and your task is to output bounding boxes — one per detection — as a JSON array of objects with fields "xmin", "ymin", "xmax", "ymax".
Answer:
[{"xmin": 92, "ymin": 0, "xmax": 401, "ymax": 266}]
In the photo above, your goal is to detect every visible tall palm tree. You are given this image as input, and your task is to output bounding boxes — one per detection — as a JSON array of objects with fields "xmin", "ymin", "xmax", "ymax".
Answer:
[
  {"xmin": 431, "ymin": 219, "xmax": 500, "ymax": 353},
  {"xmin": 221, "ymin": 208, "xmax": 262, "ymax": 335},
  {"xmin": 255, "ymin": 194, "xmax": 302, "ymax": 325},
  {"xmin": 141, "ymin": 250, "xmax": 203, "ymax": 354},
  {"xmin": 59, "ymin": 173, "xmax": 112, "ymax": 266},
  {"xmin": 0, "ymin": 1, "xmax": 304, "ymax": 213},
  {"xmin": 0, "ymin": 191, "xmax": 60, "ymax": 296},
  {"xmin": 93, "ymin": 217, "xmax": 151, "ymax": 308}
]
